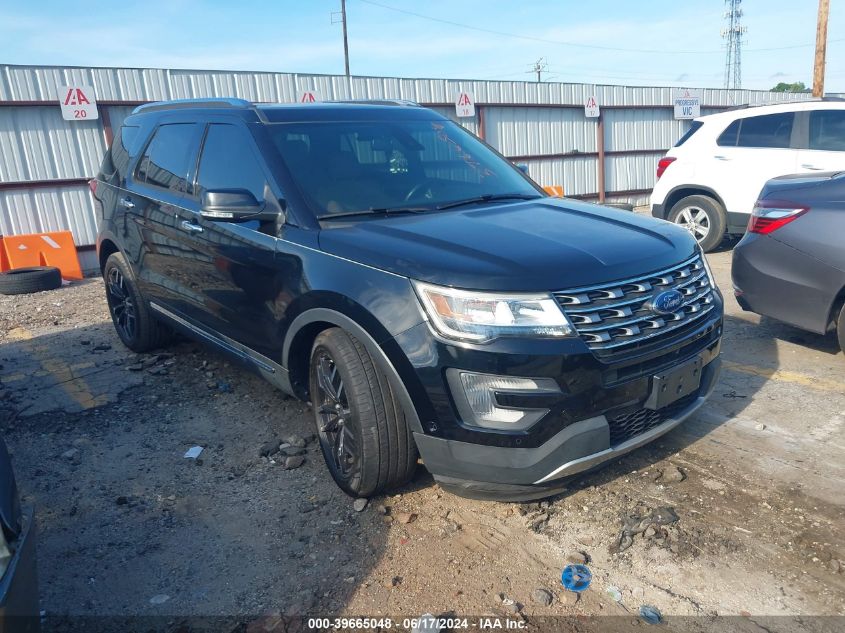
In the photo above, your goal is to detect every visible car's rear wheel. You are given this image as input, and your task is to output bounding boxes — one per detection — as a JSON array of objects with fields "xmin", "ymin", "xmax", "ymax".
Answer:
[
  {"xmin": 837, "ymin": 302, "xmax": 845, "ymax": 355},
  {"xmin": 668, "ymin": 195, "xmax": 726, "ymax": 253},
  {"xmin": 309, "ymin": 328, "xmax": 417, "ymax": 497},
  {"xmin": 103, "ymin": 252, "xmax": 171, "ymax": 353}
]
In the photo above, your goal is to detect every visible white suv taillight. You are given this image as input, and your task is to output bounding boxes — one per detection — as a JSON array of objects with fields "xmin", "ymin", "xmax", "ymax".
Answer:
[
  {"xmin": 748, "ymin": 199, "xmax": 809, "ymax": 234},
  {"xmin": 656, "ymin": 157, "xmax": 676, "ymax": 179}
]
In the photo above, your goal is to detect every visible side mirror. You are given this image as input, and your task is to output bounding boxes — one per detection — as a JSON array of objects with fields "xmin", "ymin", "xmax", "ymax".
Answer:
[
  {"xmin": 515, "ymin": 163, "xmax": 530, "ymax": 175},
  {"xmin": 200, "ymin": 189, "xmax": 279, "ymax": 222}
]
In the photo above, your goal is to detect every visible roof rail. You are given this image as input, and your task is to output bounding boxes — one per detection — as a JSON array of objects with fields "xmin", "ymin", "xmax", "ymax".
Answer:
[
  {"xmin": 325, "ymin": 99, "xmax": 421, "ymax": 107},
  {"xmin": 131, "ymin": 98, "xmax": 254, "ymax": 115},
  {"xmin": 722, "ymin": 96, "xmax": 845, "ymax": 111}
]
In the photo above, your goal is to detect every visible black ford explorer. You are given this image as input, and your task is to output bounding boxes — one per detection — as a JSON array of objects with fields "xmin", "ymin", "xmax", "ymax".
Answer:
[{"xmin": 93, "ymin": 99, "xmax": 723, "ymax": 501}]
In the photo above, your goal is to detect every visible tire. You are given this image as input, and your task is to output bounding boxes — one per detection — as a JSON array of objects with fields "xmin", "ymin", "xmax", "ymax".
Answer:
[
  {"xmin": 103, "ymin": 252, "xmax": 171, "ymax": 353},
  {"xmin": 668, "ymin": 195, "xmax": 727, "ymax": 253},
  {"xmin": 309, "ymin": 328, "xmax": 418, "ymax": 497},
  {"xmin": 0, "ymin": 266, "xmax": 62, "ymax": 295},
  {"xmin": 837, "ymin": 302, "xmax": 845, "ymax": 355}
]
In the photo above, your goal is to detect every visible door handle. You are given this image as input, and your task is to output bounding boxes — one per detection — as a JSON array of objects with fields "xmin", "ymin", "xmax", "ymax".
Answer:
[
  {"xmin": 179, "ymin": 220, "xmax": 203, "ymax": 234},
  {"xmin": 119, "ymin": 197, "xmax": 135, "ymax": 209},
  {"xmin": 713, "ymin": 155, "xmax": 731, "ymax": 161},
  {"xmin": 801, "ymin": 163, "xmax": 824, "ymax": 170}
]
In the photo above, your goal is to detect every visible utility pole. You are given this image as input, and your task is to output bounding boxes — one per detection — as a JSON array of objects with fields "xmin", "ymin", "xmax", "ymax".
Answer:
[
  {"xmin": 332, "ymin": 1, "xmax": 351, "ymax": 77},
  {"xmin": 813, "ymin": 0, "xmax": 830, "ymax": 97},
  {"xmin": 530, "ymin": 58, "xmax": 548, "ymax": 83},
  {"xmin": 341, "ymin": 0, "xmax": 351, "ymax": 77}
]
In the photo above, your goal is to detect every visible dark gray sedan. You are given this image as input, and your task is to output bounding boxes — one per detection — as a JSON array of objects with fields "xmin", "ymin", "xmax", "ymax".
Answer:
[
  {"xmin": 732, "ymin": 172, "xmax": 845, "ymax": 354},
  {"xmin": 0, "ymin": 435, "xmax": 38, "ymax": 632}
]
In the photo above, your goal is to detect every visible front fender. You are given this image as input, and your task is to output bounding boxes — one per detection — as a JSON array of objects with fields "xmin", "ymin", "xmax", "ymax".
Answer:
[{"xmin": 283, "ymin": 307, "xmax": 427, "ymax": 435}]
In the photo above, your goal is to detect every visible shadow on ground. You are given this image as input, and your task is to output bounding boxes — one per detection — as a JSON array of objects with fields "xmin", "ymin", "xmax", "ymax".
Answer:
[{"xmin": 0, "ymin": 324, "xmax": 392, "ymax": 630}]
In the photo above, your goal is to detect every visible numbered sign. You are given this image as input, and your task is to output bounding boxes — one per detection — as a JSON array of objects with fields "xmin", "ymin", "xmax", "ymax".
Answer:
[
  {"xmin": 584, "ymin": 96, "xmax": 600, "ymax": 118},
  {"xmin": 59, "ymin": 85, "xmax": 98, "ymax": 121},
  {"xmin": 455, "ymin": 92, "xmax": 475, "ymax": 118}
]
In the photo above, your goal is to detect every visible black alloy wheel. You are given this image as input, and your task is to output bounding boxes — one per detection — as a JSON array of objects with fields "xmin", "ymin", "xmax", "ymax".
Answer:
[{"xmin": 106, "ymin": 266, "xmax": 137, "ymax": 341}]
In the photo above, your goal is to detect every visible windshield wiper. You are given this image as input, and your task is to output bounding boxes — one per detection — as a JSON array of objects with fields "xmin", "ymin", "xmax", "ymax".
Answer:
[
  {"xmin": 319, "ymin": 206, "xmax": 431, "ymax": 221},
  {"xmin": 436, "ymin": 193, "xmax": 542, "ymax": 211}
]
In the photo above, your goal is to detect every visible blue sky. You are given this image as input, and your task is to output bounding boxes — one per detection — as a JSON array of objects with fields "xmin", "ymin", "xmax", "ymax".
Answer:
[{"xmin": 1, "ymin": 0, "xmax": 842, "ymax": 91}]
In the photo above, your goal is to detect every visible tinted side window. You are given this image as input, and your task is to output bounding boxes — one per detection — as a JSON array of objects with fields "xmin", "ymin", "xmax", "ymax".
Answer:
[
  {"xmin": 113, "ymin": 125, "xmax": 140, "ymax": 180},
  {"xmin": 716, "ymin": 120, "xmax": 740, "ymax": 146},
  {"xmin": 809, "ymin": 110, "xmax": 845, "ymax": 151},
  {"xmin": 196, "ymin": 124, "xmax": 267, "ymax": 200},
  {"xmin": 674, "ymin": 121, "xmax": 703, "ymax": 147},
  {"xmin": 737, "ymin": 113, "xmax": 794, "ymax": 148},
  {"xmin": 99, "ymin": 125, "xmax": 140, "ymax": 183},
  {"xmin": 137, "ymin": 123, "xmax": 198, "ymax": 193}
]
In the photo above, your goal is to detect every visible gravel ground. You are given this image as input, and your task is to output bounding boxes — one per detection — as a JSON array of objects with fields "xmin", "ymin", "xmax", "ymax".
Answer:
[{"xmin": 1, "ymin": 250, "xmax": 844, "ymax": 632}]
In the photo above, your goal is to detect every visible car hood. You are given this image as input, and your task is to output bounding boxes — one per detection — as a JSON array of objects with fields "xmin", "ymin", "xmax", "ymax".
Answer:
[{"xmin": 318, "ymin": 198, "xmax": 698, "ymax": 291}]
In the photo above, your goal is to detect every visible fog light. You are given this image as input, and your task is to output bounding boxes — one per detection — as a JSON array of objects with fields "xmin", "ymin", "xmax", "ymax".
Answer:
[{"xmin": 447, "ymin": 370, "xmax": 560, "ymax": 431}]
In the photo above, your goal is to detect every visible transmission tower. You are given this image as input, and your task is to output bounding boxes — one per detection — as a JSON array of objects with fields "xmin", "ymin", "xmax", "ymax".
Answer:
[{"xmin": 721, "ymin": 0, "xmax": 747, "ymax": 88}]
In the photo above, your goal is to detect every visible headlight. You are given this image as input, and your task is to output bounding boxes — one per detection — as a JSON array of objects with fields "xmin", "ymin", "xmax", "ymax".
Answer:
[
  {"xmin": 413, "ymin": 281, "xmax": 574, "ymax": 343},
  {"xmin": 698, "ymin": 248, "xmax": 716, "ymax": 289}
]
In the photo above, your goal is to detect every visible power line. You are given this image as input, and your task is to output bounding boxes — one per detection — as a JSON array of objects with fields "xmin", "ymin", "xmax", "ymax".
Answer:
[
  {"xmin": 356, "ymin": 0, "xmax": 843, "ymax": 55},
  {"xmin": 529, "ymin": 58, "xmax": 548, "ymax": 82}
]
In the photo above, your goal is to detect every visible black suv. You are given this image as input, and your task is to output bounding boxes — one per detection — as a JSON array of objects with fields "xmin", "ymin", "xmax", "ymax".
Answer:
[{"xmin": 93, "ymin": 98, "xmax": 723, "ymax": 501}]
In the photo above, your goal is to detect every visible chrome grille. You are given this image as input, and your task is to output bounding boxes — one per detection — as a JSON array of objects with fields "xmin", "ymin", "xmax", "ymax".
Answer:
[{"xmin": 554, "ymin": 255, "xmax": 715, "ymax": 354}]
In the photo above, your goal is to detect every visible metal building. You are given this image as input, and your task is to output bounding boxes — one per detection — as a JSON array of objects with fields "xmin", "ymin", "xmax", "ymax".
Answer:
[{"xmin": 0, "ymin": 64, "xmax": 816, "ymax": 273}]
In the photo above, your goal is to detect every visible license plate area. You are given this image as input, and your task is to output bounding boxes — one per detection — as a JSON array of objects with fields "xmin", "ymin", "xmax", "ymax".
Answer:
[{"xmin": 644, "ymin": 357, "xmax": 703, "ymax": 410}]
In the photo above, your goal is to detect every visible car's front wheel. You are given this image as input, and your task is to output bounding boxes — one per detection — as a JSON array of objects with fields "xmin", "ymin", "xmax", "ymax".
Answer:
[
  {"xmin": 668, "ymin": 194, "xmax": 727, "ymax": 252},
  {"xmin": 309, "ymin": 328, "xmax": 418, "ymax": 497},
  {"xmin": 103, "ymin": 252, "xmax": 171, "ymax": 353},
  {"xmin": 837, "ymin": 301, "xmax": 845, "ymax": 355}
]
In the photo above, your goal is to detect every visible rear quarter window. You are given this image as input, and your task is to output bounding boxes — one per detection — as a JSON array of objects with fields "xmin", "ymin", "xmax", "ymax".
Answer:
[
  {"xmin": 99, "ymin": 125, "xmax": 141, "ymax": 183},
  {"xmin": 716, "ymin": 120, "xmax": 740, "ymax": 146},
  {"xmin": 674, "ymin": 121, "xmax": 703, "ymax": 147}
]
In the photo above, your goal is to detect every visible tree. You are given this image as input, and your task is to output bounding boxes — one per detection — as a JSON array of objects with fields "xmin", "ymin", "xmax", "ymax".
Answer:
[{"xmin": 771, "ymin": 81, "xmax": 808, "ymax": 93}]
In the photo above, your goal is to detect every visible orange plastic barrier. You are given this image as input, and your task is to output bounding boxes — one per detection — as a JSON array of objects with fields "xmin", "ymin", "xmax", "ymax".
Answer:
[
  {"xmin": 0, "ymin": 230, "xmax": 83, "ymax": 280},
  {"xmin": 543, "ymin": 185, "xmax": 565, "ymax": 197}
]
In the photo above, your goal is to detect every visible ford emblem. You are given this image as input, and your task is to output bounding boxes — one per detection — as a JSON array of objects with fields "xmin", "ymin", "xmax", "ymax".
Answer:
[{"xmin": 651, "ymin": 289, "xmax": 684, "ymax": 315}]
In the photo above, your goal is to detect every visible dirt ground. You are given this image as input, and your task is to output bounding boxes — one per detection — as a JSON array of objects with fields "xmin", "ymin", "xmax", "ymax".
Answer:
[{"xmin": 1, "ymin": 248, "xmax": 844, "ymax": 632}]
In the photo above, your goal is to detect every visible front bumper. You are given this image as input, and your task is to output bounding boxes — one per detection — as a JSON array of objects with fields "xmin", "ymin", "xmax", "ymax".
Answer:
[
  {"xmin": 415, "ymin": 355, "xmax": 720, "ymax": 501},
  {"xmin": 0, "ymin": 507, "xmax": 39, "ymax": 632}
]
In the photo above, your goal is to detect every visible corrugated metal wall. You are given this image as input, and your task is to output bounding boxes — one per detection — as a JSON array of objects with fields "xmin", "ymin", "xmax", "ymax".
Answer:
[{"xmin": 0, "ymin": 63, "xmax": 826, "ymax": 268}]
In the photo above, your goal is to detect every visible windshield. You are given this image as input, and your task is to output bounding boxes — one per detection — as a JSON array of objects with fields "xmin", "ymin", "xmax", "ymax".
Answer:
[{"xmin": 267, "ymin": 118, "xmax": 542, "ymax": 218}]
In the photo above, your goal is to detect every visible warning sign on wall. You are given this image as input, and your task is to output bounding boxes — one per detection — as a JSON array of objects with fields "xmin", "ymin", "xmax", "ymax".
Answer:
[
  {"xmin": 59, "ymin": 85, "xmax": 98, "ymax": 121},
  {"xmin": 455, "ymin": 92, "xmax": 475, "ymax": 118},
  {"xmin": 584, "ymin": 96, "xmax": 600, "ymax": 118},
  {"xmin": 297, "ymin": 90, "xmax": 321, "ymax": 103}
]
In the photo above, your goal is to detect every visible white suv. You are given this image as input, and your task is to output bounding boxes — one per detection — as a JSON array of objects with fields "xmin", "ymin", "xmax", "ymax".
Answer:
[{"xmin": 650, "ymin": 99, "xmax": 845, "ymax": 251}]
